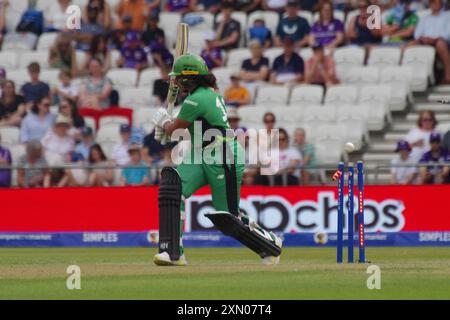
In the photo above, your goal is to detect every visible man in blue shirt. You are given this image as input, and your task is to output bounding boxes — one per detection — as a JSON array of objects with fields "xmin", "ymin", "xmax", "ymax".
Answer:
[
  {"xmin": 75, "ymin": 127, "xmax": 95, "ymax": 160},
  {"xmin": 270, "ymin": 38, "xmax": 305, "ymax": 84},
  {"xmin": 120, "ymin": 144, "xmax": 150, "ymax": 186},
  {"xmin": 275, "ymin": 0, "xmax": 310, "ymax": 48},
  {"xmin": 21, "ymin": 62, "xmax": 50, "ymax": 106},
  {"xmin": 419, "ymin": 132, "xmax": 450, "ymax": 184}
]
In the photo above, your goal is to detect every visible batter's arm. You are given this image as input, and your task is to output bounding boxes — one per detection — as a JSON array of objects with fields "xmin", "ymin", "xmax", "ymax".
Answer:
[{"xmin": 163, "ymin": 118, "xmax": 191, "ymax": 135}]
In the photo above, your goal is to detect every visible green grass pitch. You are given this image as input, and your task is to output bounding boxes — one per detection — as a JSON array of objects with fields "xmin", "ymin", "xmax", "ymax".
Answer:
[{"xmin": 0, "ymin": 247, "xmax": 449, "ymax": 299}]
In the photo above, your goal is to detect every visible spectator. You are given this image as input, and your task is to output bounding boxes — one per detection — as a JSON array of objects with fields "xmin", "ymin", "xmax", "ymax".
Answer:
[
  {"xmin": 78, "ymin": 58, "xmax": 113, "ymax": 109},
  {"xmin": 227, "ymin": 107, "xmax": 247, "ymax": 132},
  {"xmin": 152, "ymin": 65, "xmax": 170, "ymax": 105},
  {"xmin": 248, "ymin": 15, "xmax": 273, "ymax": 48},
  {"xmin": 49, "ymin": 34, "xmax": 77, "ymax": 74},
  {"xmin": 197, "ymin": 0, "xmax": 222, "ymax": 13},
  {"xmin": 59, "ymin": 151, "xmax": 88, "ymax": 187},
  {"xmin": 17, "ymin": 140, "xmax": 51, "ymax": 188},
  {"xmin": 262, "ymin": 0, "xmax": 288, "ymax": 13},
  {"xmin": 0, "ymin": 80, "xmax": 26, "ymax": 127},
  {"xmin": 309, "ymin": 1, "xmax": 345, "ymax": 50},
  {"xmin": 141, "ymin": 12, "xmax": 165, "ymax": 48},
  {"xmin": 165, "ymin": 0, "xmax": 196, "ymax": 13},
  {"xmin": 21, "ymin": 63, "xmax": 50, "ymax": 106},
  {"xmin": 52, "ymin": 70, "xmax": 79, "ymax": 105},
  {"xmin": 263, "ymin": 111, "xmax": 276, "ymax": 133},
  {"xmin": 299, "ymin": 0, "xmax": 319, "ymax": 11},
  {"xmin": 304, "ymin": 44, "xmax": 338, "ymax": 87},
  {"xmin": 111, "ymin": 124, "xmax": 132, "ymax": 166},
  {"xmin": 87, "ymin": 143, "xmax": 113, "ymax": 186},
  {"xmin": 120, "ymin": 143, "xmax": 150, "ymax": 186},
  {"xmin": 0, "ymin": 67, "xmax": 5, "ymax": 95},
  {"xmin": 382, "ymin": 0, "xmax": 418, "ymax": 45},
  {"xmin": 58, "ymin": 98, "xmax": 85, "ymax": 129},
  {"xmin": 116, "ymin": 0, "xmax": 149, "ymax": 31},
  {"xmin": 83, "ymin": 35, "xmax": 111, "ymax": 74},
  {"xmin": 409, "ymin": 0, "xmax": 450, "ymax": 84},
  {"xmin": 233, "ymin": 0, "xmax": 263, "ymax": 13},
  {"xmin": 147, "ymin": 0, "xmax": 162, "ymax": 16},
  {"xmin": 149, "ymin": 40, "xmax": 174, "ymax": 69},
  {"xmin": 0, "ymin": 132, "xmax": 11, "ymax": 187},
  {"xmin": 20, "ymin": 96, "xmax": 56, "ymax": 143},
  {"xmin": 73, "ymin": 2, "xmax": 107, "ymax": 51},
  {"xmin": 46, "ymin": 0, "xmax": 72, "ymax": 31},
  {"xmin": 346, "ymin": 0, "xmax": 382, "ymax": 46},
  {"xmin": 211, "ymin": 2, "xmax": 241, "ymax": 51},
  {"xmin": 0, "ymin": 0, "xmax": 6, "ymax": 48},
  {"xmin": 117, "ymin": 31, "xmax": 149, "ymax": 71},
  {"xmin": 444, "ymin": 130, "xmax": 450, "ymax": 152},
  {"xmin": 224, "ymin": 74, "xmax": 251, "ymax": 107},
  {"xmin": 293, "ymin": 127, "xmax": 316, "ymax": 185},
  {"xmin": 275, "ymin": 0, "xmax": 310, "ymax": 48},
  {"xmin": 391, "ymin": 140, "xmax": 417, "ymax": 184},
  {"xmin": 111, "ymin": 15, "xmax": 135, "ymax": 50},
  {"xmin": 75, "ymin": 127, "xmax": 95, "ymax": 160},
  {"xmin": 240, "ymin": 40, "xmax": 270, "ymax": 82},
  {"xmin": 83, "ymin": 0, "xmax": 112, "ymax": 29},
  {"xmin": 41, "ymin": 114, "xmax": 75, "ymax": 157},
  {"xmin": 270, "ymin": 38, "xmax": 305, "ymax": 84},
  {"xmin": 200, "ymin": 30, "xmax": 224, "ymax": 70},
  {"xmin": 405, "ymin": 110, "xmax": 438, "ymax": 162},
  {"xmin": 419, "ymin": 132, "xmax": 450, "ymax": 184}
]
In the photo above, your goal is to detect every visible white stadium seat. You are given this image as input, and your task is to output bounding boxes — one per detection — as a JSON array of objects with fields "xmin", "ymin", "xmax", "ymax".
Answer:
[
  {"xmin": 99, "ymin": 116, "xmax": 129, "ymax": 129},
  {"xmin": 187, "ymin": 29, "xmax": 207, "ymax": 55},
  {"xmin": 19, "ymin": 51, "xmax": 50, "ymax": 69},
  {"xmin": 402, "ymin": 46, "xmax": 436, "ymax": 91},
  {"xmin": 359, "ymin": 85, "xmax": 392, "ymax": 130},
  {"xmin": 315, "ymin": 137, "xmax": 344, "ymax": 163},
  {"xmin": 110, "ymin": 50, "xmax": 122, "ymax": 69},
  {"xmin": 183, "ymin": 12, "xmax": 214, "ymax": 30},
  {"xmin": 368, "ymin": 47, "xmax": 401, "ymax": 68},
  {"xmin": 0, "ymin": 51, "xmax": 18, "ymax": 69},
  {"xmin": 345, "ymin": 66, "xmax": 380, "ymax": 86},
  {"xmin": 324, "ymin": 85, "xmax": 358, "ymax": 106},
  {"xmin": 133, "ymin": 108, "xmax": 158, "ymax": 132},
  {"xmin": 213, "ymin": 67, "xmax": 234, "ymax": 92},
  {"xmin": 83, "ymin": 117, "xmax": 97, "ymax": 133},
  {"xmin": 237, "ymin": 105, "xmax": 267, "ymax": 122},
  {"xmin": 6, "ymin": 70, "xmax": 30, "ymax": 88},
  {"xmin": 226, "ymin": 48, "xmax": 252, "ymax": 70},
  {"xmin": 333, "ymin": 46, "xmax": 366, "ymax": 82},
  {"xmin": 289, "ymin": 85, "xmax": 324, "ymax": 106},
  {"xmin": 303, "ymin": 106, "xmax": 336, "ymax": 122},
  {"xmin": 96, "ymin": 124, "xmax": 122, "ymax": 144},
  {"xmin": 380, "ymin": 66, "xmax": 413, "ymax": 111},
  {"xmin": 106, "ymin": 69, "xmax": 138, "ymax": 89},
  {"xmin": 264, "ymin": 47, "xmax": 283, "ymax": 65},
  {"xmin": 138, "ymin": 68, "xmax": 161, "ymax": 88},
  {"xmin": 299, "ymin": 47, "xmax": 314, "ymax": 61},
  {"xmin": 36, "ymin": 33, "xmax": 59, "ymax": 51},
  {"xmin": 255, "ymin": 85, "xmax": 290, "ymax": 106},
  {"xmin": 120, "ymin": 88, "xmax": 156, "ymax": 110},
  {"xmin": 40, "ymin": 69, "xmax": 61, "ymax": 87},
  {"xmin": 158, "ymin": 12, "xmax": 182, "ymax": 48},
  {"xmin": 0, "ymin": 127, "xmax": 20, "ymax": 149}
]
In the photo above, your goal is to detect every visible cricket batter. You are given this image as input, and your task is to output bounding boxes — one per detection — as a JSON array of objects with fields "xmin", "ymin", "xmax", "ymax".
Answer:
[{"xmin": 152, "ymin": 54, "xmax": 282, "ymax": 266}]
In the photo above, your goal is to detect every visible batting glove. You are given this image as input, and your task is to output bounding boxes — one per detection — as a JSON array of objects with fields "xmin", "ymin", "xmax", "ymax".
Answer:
[
  {"xmin": 152, "ymin": 108, "xmax": 172, "ymax": 128},
  {"xmin": 154, "ymin": 126, "xmax": 165, "ymax": 142}
]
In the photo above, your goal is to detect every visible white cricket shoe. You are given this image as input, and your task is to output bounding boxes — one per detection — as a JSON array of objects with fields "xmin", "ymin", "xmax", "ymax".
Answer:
[
  {"xmin": 262, "ymin": 256, "xmax": 280, "ymax": 265},
  {"xmin": 153, "ymin": 251, "xmax": 188, "ymax": 266}
]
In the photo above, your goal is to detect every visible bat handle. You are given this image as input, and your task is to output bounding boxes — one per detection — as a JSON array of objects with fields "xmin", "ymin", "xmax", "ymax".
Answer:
[{"xmin": 161, "ymin": 135, "xmax": 168, "ymax": 145}]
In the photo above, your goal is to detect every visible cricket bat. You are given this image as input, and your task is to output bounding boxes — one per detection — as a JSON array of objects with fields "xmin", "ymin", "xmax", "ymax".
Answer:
[{"xmin": 161, "ymin": 23, "xmax": 189, "ymax": 145}]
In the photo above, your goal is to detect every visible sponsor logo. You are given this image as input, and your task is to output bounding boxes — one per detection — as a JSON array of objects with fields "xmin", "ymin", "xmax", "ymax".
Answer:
[{"xmin": 82, "ymin": 232, "xmax": 118, "ymax": 243}]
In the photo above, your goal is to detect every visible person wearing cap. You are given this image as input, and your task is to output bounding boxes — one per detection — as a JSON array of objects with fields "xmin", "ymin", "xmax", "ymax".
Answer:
[
  {"xmin": 116, "ymin": 0, "xmax": 148, "ymax": 31},
  {"xmin": 120, "ymin": 143, "xmax": 150, "ymax": 186},
  {"xmin": 211, "ymin": 2, "xmax": 241, "ymax": 51},
  {"xmin": 224, "ymin": 74, "xmax": 251, "ymax": 107},
  {"xmin": 248, "ymin": 15, "xmax": 273, "ymax": 49},
  {"xmin": 200, "ymin": 30, "xmax": 224, "ymax": 70},
  {"xmin": 240, "ymin": 40, "xmax": 270, "ymax": 83},
  {"xmin": 419, "ymin": 132, "xmax": 450, "ymax": 184},
  {"xmin": 391, "ymin": 140, "xmax": 417, "ymax": 185},
  {"xmin": 309, "ymin": 0, "xmax": 345, "ymax": 50},
  {"xmin": 304, "ymin": 43, "xmax": 338, "ymax": 87},
  {"xmin": 111, "ymin": 124, "xmax": 132, "ymax": 166},
  {"xmin": 75, "ymin": 127, "xmax": 96, "ymax": 160},
  {"xmin": 17, "ymin": 140, "xmax": 51, "ymax": 188},
  {"xmin": 0, "ymin": 132, "xmax": 12, "ymax": 187},
  {"xmin": 41, "ymin": 114, "xmax": 75, "ymax": 158},
  {"xmin": 117, "ymin": 31, "xmax": 149, "ymax": 71},
  {"xmin": 270, "ymin": 38, "xmax": 304, "ymax": 84},
  {"xmin": 275, "ymin": 0, "xmax": 310, "ymax": 48}
]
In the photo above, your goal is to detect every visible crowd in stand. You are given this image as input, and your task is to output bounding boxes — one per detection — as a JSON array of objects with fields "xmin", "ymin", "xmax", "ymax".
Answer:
[{"xmin": 0, "ymin": 0, "xmax": 449, "ymax": 188}]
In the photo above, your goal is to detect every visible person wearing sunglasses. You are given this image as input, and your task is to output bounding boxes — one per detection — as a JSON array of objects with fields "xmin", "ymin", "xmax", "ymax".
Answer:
[{"xmin": 405, "ymin": 110, "xmax": 438, "ymax": 162}]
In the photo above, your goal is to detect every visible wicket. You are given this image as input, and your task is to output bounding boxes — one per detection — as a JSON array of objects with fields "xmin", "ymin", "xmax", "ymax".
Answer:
[{"xmin": 335, "ymin": 160, "xmax": 366, "ymax": 263}]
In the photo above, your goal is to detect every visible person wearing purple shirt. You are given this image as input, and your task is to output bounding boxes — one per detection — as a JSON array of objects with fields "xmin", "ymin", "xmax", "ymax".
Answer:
[
  {"xmin": 419, "ymin": 132, "xmax": 450, "ymax": 184},
  {"xmin": 166, "ymin": 0, "xmax": 194, "ymax": 13},
  {"xmin": 200, "ymin": 31, "xmax": 223, "ymax": 69},
  {"xmin": 309, "ymin": 1, "xmax": 344, "ymax": 49},
  {"xmin": 0, "ymin": 134, "xmax": 12, "ymax": 187},
  {"xmin": 118, "ymin": 32, "xmax": 149, "ymax": 71}
]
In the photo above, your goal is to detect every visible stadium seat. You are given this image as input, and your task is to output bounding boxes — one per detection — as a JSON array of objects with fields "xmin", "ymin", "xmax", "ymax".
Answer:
[
  {"xmin": 40, "ymin": 70, "xmax": 61, "ymax": 87},
  {"xmin": 213, "ymin": 67, "xmax": 234, "ymax": 92},
  {"xmin": 187, "ymin": 29, "xmax": 207, "ymax": 55},
  {"xmin": 255, "ymin": 85, "xmax": 290, "ymax": 106},
  {"xmin": 83, "ymin": 116, "xmax": 97, "ymax": 132},
  {"xmin": 137, "ymin": 68, "xmax": 161, "ymax": 89},
  {"xmin": 247, "ymin": 11, "xmax": 279, "ymax": 36},
  {"xmin": 226, "ymin": 48, "xmax": 251, "ymax": 70},
  {"xmin": 96, "ymin": 124, "xmax": 122, "ymax": 144},
  {"xmin": 36, "ymin": 33, "xmax": 59, "ymax": 51},
  {"xmin": 19, "ymin": 51, "xmax": 50, "ymax": 69},
  {"xmin": 333, "ymin": 46, "xmax": 366, "ymax": 82},
  {"xmin": 359, "ymin": 85, "xmax": 391, "ymax": 130},
  {"xmin": 368, "ymin": 47, "xmax": 401, "ymax": 68},
  {"xmin": 335, "ymin": 105, "xmax": 369, "ymax": 149},
  {"xmin": 299, "ymin": 47, "xmax": 313, "ymax": 61},
  {"xmin": 36, "ymin": 0, "xmax": 53, "ymax": 11},
  {"xmin": 120, "ymin": 88, "xmax": 156, "ymax": 110},
  {"xmin": 289, "ymin": 85, "xmax": 324, "ymax": 106},
  {"xmin": 379, "ymin": 66, "xmax": 413, "ymax": 111},
  {"xmin": 0, "ymin": 51, "xmax": 18, "ymax": 69},
  {"xmin": 6, "ymin": 70, "xmax": 30, "ymax": 88},
  {"xmin": 183, "ymin": 12, "xmax": 214, "ymax": 30},
  {"xmin": 110, "ymin": 50, "xmax": 122, "ymax": 69},
  {"xmin": 133, "ymin": 108, "xmax": 158, "ymax": 132},
  {"xmin": 402, "ymin": 45, "xmax": 436, "ymax": 91},
  {"xmin": 106, "ymin": 69, "xmax": 138, "ymax": 89},
  {"xmin": 324, "ymin": 85, "xmax": 358, "ymax": 106},
  {"xmin": 99, "ymin": 140, "xmax": 117, "ymax": 159},
  {"xmin": 303, "ymin": 106, "xmax": 336, "ymax": 122},
  {"xmin": 45, "ymin": 152, "xmax": 64, "ymax": 166},
  {"xmin": 296, "ymin": 11, "xmax": 313, "ymax": 25},
  {"xmin": 75, "ymin": 50, "xmax": 86, "ymax": 71},
  {"xmin": 99, "ymin": 115, "xmax": 129, "ymax": 129},
  {"xmin": 237, "ymin": 105, "xmax": 267, "ymax": 122},
  {"xmin": 159, "ymin": 12, "xmax": 182, "ymax": 48},
  {"xmin": 264, "ymin": 47, "xmax": 284, "ymax": 65},
  {"xmin": 9, "ymin": 144, "xmax": 26, "ymax": 187},
  {"xmin": 315, "ymin": 137, "xmax": 343, "ymax": 163},
  {"xmin": 0, "ymin": 127, "xmax": 20, "ymax": 149},
  {"xmin": 345, "ymin": 66, "xmax": 380, "ymax": 87}
]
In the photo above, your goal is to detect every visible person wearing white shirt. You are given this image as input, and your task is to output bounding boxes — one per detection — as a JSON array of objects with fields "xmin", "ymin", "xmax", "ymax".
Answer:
[
  {"xmin": 46, "ymin": 0, "xmax": 72, "ymax": 31},
  {"xmin": 41, "ymin": 114, "xmax": 75, "ymax": 157},
  {"xmin": 404, "ymin": 110, "xmax": 438, "ymax": 162},
  {"xmin": 391, "ymin": 140, "xmax": 417, "ymax": 185},
  {"xmin": 111, "ymin": 123, "xmax": 131, "ymax": 166}
]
